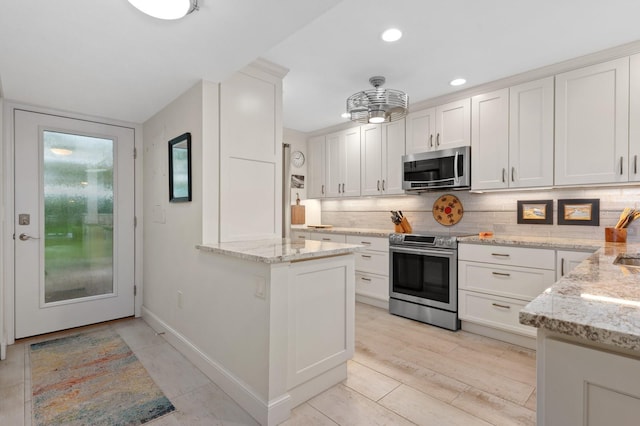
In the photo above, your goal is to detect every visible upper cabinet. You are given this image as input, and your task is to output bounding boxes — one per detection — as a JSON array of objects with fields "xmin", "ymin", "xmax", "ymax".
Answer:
[
  {"xmin": 361, "ymin": 119, "xmax": 406, "ymax": 196},
  {"xmin": 509, "ymin": 77, "xmax": 554, "ymax": 188},
  {"xmin": 471, "ymin": 88, "xmax": 510, "ymax": 190},
  {"xmin": 307, "ymin": 135, "xmax": 326, "ymax": 198},
  {"xmin": 629, "ymin": 54, "xmax": 640, "ymax": 182},
  {"xmin": 555, "ymin": 57, "xmax": 630, "ymax": 185},
  {"xmin": 471, "ymin": 78, "xmax": 554, "ymax": 190},
  {"xmin": 405, "ymin": 98, "xmax": 471, "ymax": 154},
  {"xmin": 325, "ymin": 127, "xmax": 361, "ymax": 197}
]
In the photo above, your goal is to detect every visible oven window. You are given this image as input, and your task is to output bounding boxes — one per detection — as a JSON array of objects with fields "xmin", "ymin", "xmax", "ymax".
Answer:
[{"xmin": 392, "ymin": 251, "xmax": 450, "ymax": 303}]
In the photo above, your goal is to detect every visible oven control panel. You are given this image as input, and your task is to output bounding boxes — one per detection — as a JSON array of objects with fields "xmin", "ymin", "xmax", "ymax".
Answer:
[{"xmin": 389, "ymin": 233, "xmax": 458, "ymax": 249}]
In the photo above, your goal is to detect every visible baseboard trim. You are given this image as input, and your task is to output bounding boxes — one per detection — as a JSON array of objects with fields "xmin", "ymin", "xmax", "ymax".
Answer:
[
  {"xmin": 461, "ymin": 321, "xmax": 536, "ymax": 350},
  {"xmin": 288, "ymin": 362, "xmax": 347, "ymax": 409},
  {"xmin": 142, "ymin": 306, "xmax": 291, "ymax": 425},
  {"xmin": 355, "ymin": 294, "xmax": 389, "ymax": 310},
  {"xmin": 1, "ymin": 341, "xmax": 6, "ymax": 360}
]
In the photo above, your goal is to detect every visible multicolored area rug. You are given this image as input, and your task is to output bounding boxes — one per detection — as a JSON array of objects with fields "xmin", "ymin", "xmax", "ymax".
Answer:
[{"xmin": 30, "ymin": 328, "xmax": 175, "ymax": 425}]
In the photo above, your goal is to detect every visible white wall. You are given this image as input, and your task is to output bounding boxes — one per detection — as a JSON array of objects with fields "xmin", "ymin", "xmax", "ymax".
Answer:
[
  {"xmin": 321, "ymin": 186, "xmax": 640, "ymax": 241},
  {"xmin": 284, "ymin": 128, "xmax": 321, "ymax": 226},
  {"xmin": 0, "ymin": 98, "xmax": 4, "ymax": 360}
]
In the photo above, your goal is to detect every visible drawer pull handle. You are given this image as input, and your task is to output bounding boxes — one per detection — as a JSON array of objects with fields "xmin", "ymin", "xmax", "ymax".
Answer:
[
  {"xmin": 360, "ymin": 241, "xmax": 372, "ymax": 245},
  {"xmin": 491, "ymin": 253, "xmax": 510, "ymax": 257},
  {"xmin": 361, "ymin": 277, "xmax": 372, "ymax": 282},
  {"xmin": 322, "ymin": 238, "xmax": 331, "ymax": 241},
  {"xmin": 492, "ymin": 272, "xmax": 511, "ymax": 277},
  {"xmin": 361, "ymin": 255, "xmax": 372, "ymax": 258},
  {"xmin": 492, "ymin": 303, "xmax": 511, "ymax": 309},
  {"xmin": 298, "ymin": 236, "xmax": 306, "ymax": 239}
]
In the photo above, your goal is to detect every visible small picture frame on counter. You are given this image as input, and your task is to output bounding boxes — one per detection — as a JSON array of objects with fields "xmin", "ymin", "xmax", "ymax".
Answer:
[
  {"xmin": 557, "ymin": 198, "xmax": 600, "ymax": 226},
  {"xmin": 517, "ymin": 200, "xmax": 553, "ymax": 225}
]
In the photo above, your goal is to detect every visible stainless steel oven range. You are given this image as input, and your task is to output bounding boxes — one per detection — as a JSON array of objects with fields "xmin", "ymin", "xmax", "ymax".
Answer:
[{"xmin": 389, "ymin": 232, "xmax": 466, "ymax": 331}]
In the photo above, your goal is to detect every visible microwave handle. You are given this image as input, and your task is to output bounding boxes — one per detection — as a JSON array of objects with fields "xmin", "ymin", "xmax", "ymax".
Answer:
[{"xmin": 453, "ymin": 151, "xmax": 459, "ymax": 183}]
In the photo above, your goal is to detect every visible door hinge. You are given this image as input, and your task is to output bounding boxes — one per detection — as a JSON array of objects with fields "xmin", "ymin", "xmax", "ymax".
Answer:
[
  {"xmin": 134, "ymin": 285, "xmax": 137, "ymax": 296},
  {"xmin": 134, "ymin": 216, "xmax": 137, "ymax": 227},
  {"xmin": 133, "ymin": 147, "xmax": 137, "ymax": 159}
]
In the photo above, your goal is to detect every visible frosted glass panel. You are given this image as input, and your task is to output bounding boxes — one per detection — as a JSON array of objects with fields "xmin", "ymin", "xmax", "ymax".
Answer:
[{"xmin": 43, "ymin": 131, "xmax": 114, "ymax": 303}]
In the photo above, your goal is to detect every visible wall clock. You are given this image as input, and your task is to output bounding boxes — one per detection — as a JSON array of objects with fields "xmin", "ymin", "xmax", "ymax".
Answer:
[{"xmin": 291, "ymin": 150, "xmax": 305, "ymax": 168}]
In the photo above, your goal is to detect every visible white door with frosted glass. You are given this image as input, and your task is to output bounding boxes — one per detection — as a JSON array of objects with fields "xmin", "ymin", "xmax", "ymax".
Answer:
[{"xmin": 14, "ymin": 110, "xmax": 135, "ymax": 338}]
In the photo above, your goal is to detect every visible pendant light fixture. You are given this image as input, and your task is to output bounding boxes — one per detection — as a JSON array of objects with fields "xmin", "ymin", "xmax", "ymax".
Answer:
[
  {"xmin": 127, "ymin": 0, "xmax": 199, "ymax": 20},
  {"xmin": 346, "ymin": 76, "xmax": 408, "ymax": 124}
]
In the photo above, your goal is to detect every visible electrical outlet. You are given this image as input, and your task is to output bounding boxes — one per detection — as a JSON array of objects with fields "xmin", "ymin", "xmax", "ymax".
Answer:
[{"xmin": 177, "ymin": 291, "xmax": 183, "ymax": 309}]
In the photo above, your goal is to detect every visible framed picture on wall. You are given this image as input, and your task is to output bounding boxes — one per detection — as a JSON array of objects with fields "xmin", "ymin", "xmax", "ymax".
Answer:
[
  {"xmin": 517, "ymin": 200, "xmax": 553, "ymax": 225},
  {"xmin": 557, "ymin": 199, "xmax": 600, "ymax": 226}
]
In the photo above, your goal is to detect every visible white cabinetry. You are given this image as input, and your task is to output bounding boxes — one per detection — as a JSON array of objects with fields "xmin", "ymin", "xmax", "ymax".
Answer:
[
  {"xmin": 509, "ymin": 77, "xmax": 555, "ymax": 188},
  {"xmin": 346, "ymin": 235, "xmax": 389, "ymax": 308},
  {"xmin": 405, "ymin": 98, "xmax": 471, "ymax": 154},
  {"xmin": 628, "ymin": 53, "xmax": 640, "ymax": 182},
  {"xmin": 310, "ymin": 233, "xmax": 346, "ymax": 243},
  {"xmin": 541, "ymin": 336, "xmax": 640, "ymax": 426},
  {"xmin": 219, "ymin": 62, "xmax": 285, "ymax": 242},
  {"xmin": 458, "ymin": 244, "xmax": 555, "ymax": 345},
  {"xmin": 556, "ymin": 249, "xmax": 592, "ymax": 279},
  {"xmin": 325, "ymin": 127, "xmax": 361, "ymax": 197},
  {"xmin": 290, "ymin": 230, "xmax": 311, "ymax": 241},
  {"xmin": 361, "ymin": 120, "xmax": 405, "ymax": 196},
  {"xmin": 307, "ymin": 135, "xmax": 326, "ymax": 198},
  {"xmin": 471, "ymin": 77, "xmax": 554, "ymax": 190},
  {"xmin": 471, "ymin": 88, "xmax": 510, "ymax": 189},
  {"xmin": 555, "ymin": 57, "xmax": 630, "ymax": 185}
]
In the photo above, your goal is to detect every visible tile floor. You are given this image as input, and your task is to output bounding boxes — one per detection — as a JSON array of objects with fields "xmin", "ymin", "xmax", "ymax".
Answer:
[{"xmin": 0, "ymin": 303, "xmax": 536, "ymax": 425}]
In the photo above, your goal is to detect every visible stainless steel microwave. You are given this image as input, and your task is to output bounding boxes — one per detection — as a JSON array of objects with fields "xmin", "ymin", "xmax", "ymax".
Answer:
[{"xmin": 402, "ymin": 146, "xmax": 471, "ymax": 191}]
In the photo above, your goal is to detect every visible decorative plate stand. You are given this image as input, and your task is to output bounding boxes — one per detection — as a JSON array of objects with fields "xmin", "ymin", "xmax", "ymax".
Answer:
[{"xmin": 433, "ymin": 194, "xmax": 464, "ymax": 226}]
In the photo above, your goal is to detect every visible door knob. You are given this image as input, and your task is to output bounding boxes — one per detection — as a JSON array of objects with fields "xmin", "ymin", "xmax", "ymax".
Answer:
[{"xmin": 19, "ymin": 233, "xmax": 39, "ymax": 241}]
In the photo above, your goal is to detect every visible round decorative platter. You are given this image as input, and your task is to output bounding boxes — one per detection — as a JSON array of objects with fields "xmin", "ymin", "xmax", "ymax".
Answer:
[{"xmin": 433, "ymin": 194, "xmax": 463, "ymax": 226}]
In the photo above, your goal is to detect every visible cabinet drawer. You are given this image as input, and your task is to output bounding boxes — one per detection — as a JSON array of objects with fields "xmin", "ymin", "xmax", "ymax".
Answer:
[
  {"xmin": 458, "ymin": 261, "xmax": 555, "ymax": 301},
  {"xmin": 459, "ymin": 243, "xmax": 555, "ymax": 270},
  {"xmin": 290, "ymin": 231, "xmax": 310, "ymax": 241},
  {"xmin": 346, "ymin": 235, "xmax": 389, "ymax": 252},
  {"xmin": 355, "ymin": 250, "xmax": 389, "ymax": 276},
  {"xmin": 310, "ymin": 233, "xmax": 347, "ymax": 243},
  {"xmin": 458, "ymin": 290, "xmax": 536, "ymax": 337},
  {"xmin": 355, "ymin": 272, "xmax": 389, "ymax": 301}
]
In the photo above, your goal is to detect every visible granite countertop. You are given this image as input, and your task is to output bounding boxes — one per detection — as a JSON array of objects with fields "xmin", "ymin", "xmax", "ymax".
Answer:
[
  {"xmin": 293, "ymin": 226, "xmax": 392, "ymax": 238},
  {"xmin": 459, "ymin": 234, "xmax": 601, "ymax": 251},
  {"xmin": 197, "ymin": 238, "xmax": 363, "ymax": 264},
  {"xmin": 486, "ymin": 237, "xmax": 640, "ymax": 352}
]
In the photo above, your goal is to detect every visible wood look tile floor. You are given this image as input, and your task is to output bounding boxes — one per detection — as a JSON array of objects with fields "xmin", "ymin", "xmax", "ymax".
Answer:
[{"xmin": 0, "ymin": 303, "xmax": 536, "ymax": 425}]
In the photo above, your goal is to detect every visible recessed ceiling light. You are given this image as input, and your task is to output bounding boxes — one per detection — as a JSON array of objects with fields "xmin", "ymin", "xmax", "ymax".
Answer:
[
  {"xmin": 127, "ymin": 0, "xmax": 199, "ymax": 20},
  {"xmin": 341, "ymin": 112, "xmax": 351, "ymax": 119},
  {"xmin": 381, "ymin": 28, "xmax": 402, "ymax": 42},
  {"xmin": 450, "ymin": 78, "xmax": 467, "ymax": 87}
]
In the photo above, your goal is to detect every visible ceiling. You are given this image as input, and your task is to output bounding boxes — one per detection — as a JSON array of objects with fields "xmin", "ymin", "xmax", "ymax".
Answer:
[{"xmin": 3, "ymin": 1, "xmax": 640, "ymax": 134}]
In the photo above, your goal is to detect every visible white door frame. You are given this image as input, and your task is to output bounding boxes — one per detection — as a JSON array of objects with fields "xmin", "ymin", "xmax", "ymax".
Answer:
[{"xmin": 2, "ymin": 102, "xmax": 144, "ymax": 347}]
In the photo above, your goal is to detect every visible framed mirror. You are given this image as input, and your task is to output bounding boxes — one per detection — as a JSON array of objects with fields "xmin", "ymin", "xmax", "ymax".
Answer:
[{"xmin": 168, "ymin": 132, "xmax": 192, "ymax": 202}]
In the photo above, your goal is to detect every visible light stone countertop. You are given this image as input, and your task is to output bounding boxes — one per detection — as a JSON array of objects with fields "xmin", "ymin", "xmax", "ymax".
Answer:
[
  {"xmin": 197, "ymin": 238, "xmax": 363, "ymax": 264},
  {"xmin": 292, "ymin": 226, "xmax": 393, "ymax": 238},
  {"xmin": 461, "ymin": 234, "xmax": 640, "ymax": 352},
  {"xmin": 458, "ymin": 234, "xmax": 602, "ymax": 251}
]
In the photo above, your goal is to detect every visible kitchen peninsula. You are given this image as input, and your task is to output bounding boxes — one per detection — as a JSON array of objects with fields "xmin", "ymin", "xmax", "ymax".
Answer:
[
  {"xmin": 145, "ymin": 238, "xmax": 361, "ymax": 426},
  {"xmin": 519, "ymin": 241, "xmax": 640, "ymax": 426}
]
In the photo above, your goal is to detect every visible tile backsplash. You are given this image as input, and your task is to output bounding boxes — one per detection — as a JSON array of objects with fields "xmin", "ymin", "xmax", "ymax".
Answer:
[{"xmin": 320, "ymin": 186, "xmax": 640, "ymax": 241}]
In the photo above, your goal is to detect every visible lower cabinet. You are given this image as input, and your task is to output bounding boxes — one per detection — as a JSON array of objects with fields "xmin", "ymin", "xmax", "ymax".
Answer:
[
  {"xmin": 541, "ymin": 336, "xmax": 640, "ymax": 426},
  {"xmin": 346, "ymin": 235, "xmax": 389, "ymax": 308},
  {"xmin": 458, "ymin": 243, "xmax": 556, "ymax": 345},
  {"xmin": 310, "ymin": 233, "xmax": 347, "ymax": 243},
  {"xmin": 556, "ymin": 249, "xmax": 592, "ymax": 278},
  {"xmin": 290, "ymin": 230, "xmax": 310, "ymax": 241}
]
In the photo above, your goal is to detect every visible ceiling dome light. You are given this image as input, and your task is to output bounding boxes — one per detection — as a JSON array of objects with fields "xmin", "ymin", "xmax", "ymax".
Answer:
[
  {"xmin": 127, "ymin": 0, "xmax": 199, "ymax": 20},
  {"xmin": 449, "ymin": 78, "xmax": 467, "ymax": 87},
  {"xmin": 347, "ymin": 76, "xmax": 409, "ymax": 124},
  {"xmin": 381, "ymin": 28, "xmax": 402, "ymax": 42}
]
